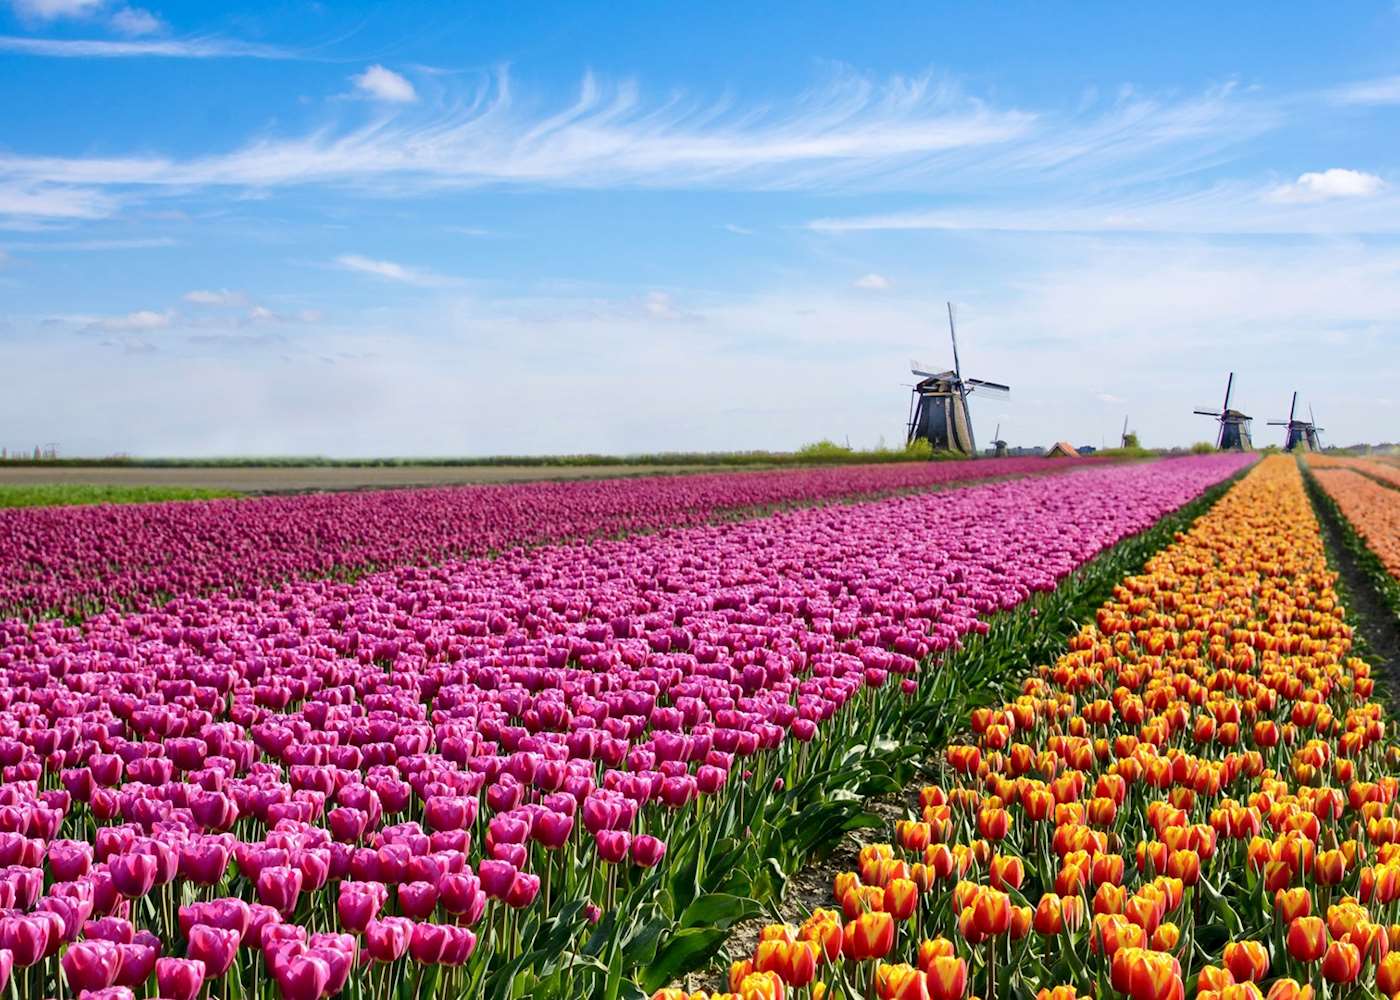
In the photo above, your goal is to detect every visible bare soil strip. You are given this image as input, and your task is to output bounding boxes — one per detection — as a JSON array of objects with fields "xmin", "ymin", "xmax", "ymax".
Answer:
[{"xmin": 0, "ymin": 463, "xmax": 761, "ymax": 493}]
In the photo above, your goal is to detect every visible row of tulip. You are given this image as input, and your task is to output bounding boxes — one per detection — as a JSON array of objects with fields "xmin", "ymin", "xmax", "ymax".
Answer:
[
  {"xmin": 702, "ymin": 455, "xmax": 1393, "ymax": 1000},
  {"xmin": 1307, "ymin": 466, "xmax": 1400, "ymax": 581},
  {"xmin": 1307, "ymin": 455, "xmax": 1400, "ymax": 492},
  {"xmin": 0, "ymin": 455, "xmax": 1250, "ymax": 999},
  {"xmin": 0, "ymin": 455, "xmax": 1109, "ymax": 621}
]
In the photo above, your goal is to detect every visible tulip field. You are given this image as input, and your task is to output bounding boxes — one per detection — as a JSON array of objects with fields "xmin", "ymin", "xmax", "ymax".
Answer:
[
  {"xmin": 16, "ymin": 447, "xmax": 1400, "ymax": 1000},
  {"xmin": 0, "ymin": 455, "xmax": 1102, "ymax": 622},
  {"xmin": 704, "ymin": 455, "xmax": 1400, "ymax": 1000}
]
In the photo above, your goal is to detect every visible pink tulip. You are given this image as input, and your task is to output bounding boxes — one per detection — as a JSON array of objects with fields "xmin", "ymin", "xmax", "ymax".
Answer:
[
  {"xmin": 631, "ymin": 835, "xmax": 667, "ymax": 868},
  {"xmin": 61, "ymin": 939, "xmax": 122, "ymax": 992},
  {"xmin": 595, "ymin": 830, "xmax": 631, "ymax": 864},
  {"xmin": 256, "ymin": 865, "xmax": 304, "ymax": 914},
  {"xmin": 504, "ymin": 872, "xmax": 541, "ymax": 909},
  {"xmin": 275, "ymin": 953, "xmax": 330, "ymax": 1000},
  {"xmin": 337, "ymin": 882, "xmax": 386, "ymax": 933},
  {"xmin": 156, "ymin": 957, "xmax": 206, "ymax": 1000},
  {"xmin": 398, "ymin": 881, "xmax": 439, "ymax": 920},
  {"xmin": 187, "ymin": 924, "xmax": 241, "ymax": 977},
  {"xmin": 533, "ymin": 809, "xmax": 574, "ymax": 849},
  {"xmin": 0, "ymin": 915, "xmax": 49, "ymax": 967},
  {"xmin": 109, "ymin": 853, "xmax": 158, "ymax": 898},
  {"xmin": 365, "ymin": 917, "xmax": 413, "ymax": 963},
  {"xmin": 114, "ymin": 942, "xmax": 158, "ymax": 987},
  {"xmin": 408, "ymin": 922, "xmax": 451, "ymax": 964}
]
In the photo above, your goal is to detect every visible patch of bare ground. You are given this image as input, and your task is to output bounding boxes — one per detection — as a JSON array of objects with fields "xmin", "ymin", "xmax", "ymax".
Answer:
[{"xmin": 0, "ymin": 463, "xmax": 763, "ymax": 493}]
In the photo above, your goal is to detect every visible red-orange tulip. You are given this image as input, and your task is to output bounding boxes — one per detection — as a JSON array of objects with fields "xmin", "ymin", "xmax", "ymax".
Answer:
[
  {"xmin": 1287, "ymin": 916, "xmax": 1327, "ymax": 963},
  {"xmin": 845, "ymin": 912, "xmax": 895, "ymax": 961},
  {"xmin": 989, "ymin": 855, "xmax": 1024, "ymax": 891},
  {"xmin": 925, "ymin": 956, "xmax": 967, "ymax": 1000},
  {"xmin": 877, "ymin": 965, "xmax": 929, "ymax": 1000},
  {"xmin": 1273, "ymin": 887, "xmax": 1311, "ymax": 924},
  {"xmin": 1377, "ymin": 952, "xmax": 1400, "ymax": 995},
  {"xmin": 1223, "ymin": 941, "xmax": 1268, "ymax": 983},
  {"xmin": 1315, "ymin": 849, "xmax": 1347, "ymax": 887},
  {"xmin": 1263, "ymin": 980, "xmax": 1311, "ymax": 1000},
  {"xmin": 1321, "ymin": 940, "xmax": 1361, "ymax": 984}
]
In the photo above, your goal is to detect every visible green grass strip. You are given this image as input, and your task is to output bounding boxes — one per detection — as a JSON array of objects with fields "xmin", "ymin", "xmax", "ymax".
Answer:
[{"xmin": 0, "ymin": 484, "xmax": 238, "ymax": 508}]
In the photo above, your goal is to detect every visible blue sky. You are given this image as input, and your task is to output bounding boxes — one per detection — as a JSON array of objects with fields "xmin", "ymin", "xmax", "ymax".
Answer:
[{"xmin": 1, "ymin": 2, "xmax": 1398, "ymax": 456}]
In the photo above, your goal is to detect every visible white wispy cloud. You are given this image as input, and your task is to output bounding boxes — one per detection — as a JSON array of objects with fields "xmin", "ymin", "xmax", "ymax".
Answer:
[
  {"xmin": 807, "ymin": 172, "xmax": 1400, "ymax": 236},
  {"xmin": 184, "ymin": 288, "xmax": 249, "ymax": 306},
  {"xmin": 1, "ymin": 236, "xmax": 176, "ymax": 250},
  {"xmin": 1266, "ymin": 168, "xmax": 1386, "ymax": 203},
  {"xmin": 0, "ymin": 182, "xmax": 116, "ymax": 222},
  {"xmin": 84, "ymin": 308, "xmax": 173, "ymax": 332},
  {"xmin": 334, "ymin": 253, "xmax": 452, "ymax": 287},
  {"xmin": 352, "ymin": 65, "xmax": 417, "ymax": 103},
  {"xmin": 1331, "ymin": 75, "xmax": 1400, "ymax": 106},
  {"xmin": 853, "ymin": 273, "xmax": 892, "ymax": 290},
  {"xmin": 10, "ymin": 0, "xmax": 105, "ymax": 20},
  {"xmin": 10, "ymin": 0, "xmax": 165, "ymax": 37},
  {"xmin": 0, "ymin": 34, "xmax": 293, "ymax": 59},
  {"xmin": 0, "ymin": 68, "xmax": 1033, "ymax": 204},
  {"xmin": 109, "ymin": 6, "xmax": 163, "ymax": 36}
]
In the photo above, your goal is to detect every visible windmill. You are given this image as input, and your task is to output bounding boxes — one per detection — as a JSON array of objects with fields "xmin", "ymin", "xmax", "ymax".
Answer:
[
  {"xmin": 1119, "ymin": 416, "xmax": 1138, "ymax": 449},
  {"xmin": 991, "ymin": 423, "xmax": 1009, "ymax": 458},
  {"xmin": 1307, "ymin": 405, "xmax": 1325, "ymax": 451},
  {"xmin": 1193, "ymin": 372, "xmax": 1254, "ymax": 451},
  {"xmin": 1267, "ymin": 392, "xmax": 1316, "ymax": 452},
  {"xmin": 906, "ymin": 302, "xmax": 1010, "ymax": 456}
]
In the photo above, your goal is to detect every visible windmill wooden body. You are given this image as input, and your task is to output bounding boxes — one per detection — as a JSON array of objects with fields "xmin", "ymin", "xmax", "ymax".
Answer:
[
  {"xmin": 1267, "ymin": 392, "xmax": 1318, "ymax": 452},
  {"xmin": 1194, "ymin": 372, "xmax": 1254, "ymax": 451},
  {"xmin": 906, "ymin": 303, "xmax": 1010, "ymax": 456}
]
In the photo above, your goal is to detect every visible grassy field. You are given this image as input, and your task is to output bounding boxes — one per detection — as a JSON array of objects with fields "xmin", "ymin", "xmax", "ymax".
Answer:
[{"xmin": 0, "ymin": 484, "xmax": 238, "ymax": 508}]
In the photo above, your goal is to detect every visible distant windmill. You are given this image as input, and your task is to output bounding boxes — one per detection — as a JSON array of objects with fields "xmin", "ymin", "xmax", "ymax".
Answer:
[
  {"xmin": 906, "ymin": 303, "xmax": 1011, "ymax": 456},
  {"xmin": 1267, "ymin": 392, "xmax": 1317, "ymax": 452},
  {"xmin": 991, "ymin": 423, "xmax": 1009, "ymax": 458},
  {"xmin": 1119, "ymin": 416, "xmax": 1137, "ymax": 449},
  {"xmin": 1194, "ymin": 372, "xmax": 1254, "ymax": 451},
  {"xmin": 1307, "ymin": 405, "xmax": 1325, "ymax": 451}
]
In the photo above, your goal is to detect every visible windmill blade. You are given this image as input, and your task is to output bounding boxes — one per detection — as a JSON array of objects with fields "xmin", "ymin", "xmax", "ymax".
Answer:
[
  {"xmin": 966, "ymin": 378, "xmax": 1010, "ymax": 391},
  {"xmin": 966, "ymin": 383, "xmax": 1010, "ymax": 401},
  {"xmin": 911, "ymin": 360, "xmax": 955, "ymax": 379},
  {"xmin": 946, "ymin": 302, "xmax": 963, "ymax": 380},
  {"xmin": 1193, "ymin": 409, "xmax": 1223, "ymax": 417},
  {"xmin": 1222, "ymin": 372, "xmax": 1235, "ymax": 413}
]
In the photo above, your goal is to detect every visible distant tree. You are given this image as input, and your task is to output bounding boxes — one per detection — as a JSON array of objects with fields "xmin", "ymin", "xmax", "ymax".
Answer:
[
  {"xmin": 1122, "ymin": 432, "xmax": 1140, "ymax": 449},
  {"xmin": 1190, "ymin": 441, "xmax": 1216, "ymax": 454}
]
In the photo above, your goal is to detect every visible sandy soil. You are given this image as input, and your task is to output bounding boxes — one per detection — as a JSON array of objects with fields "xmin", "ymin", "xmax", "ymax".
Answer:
[{"xmin": 0, "ymin": 464, "xmax": 761, "ymax": 494}]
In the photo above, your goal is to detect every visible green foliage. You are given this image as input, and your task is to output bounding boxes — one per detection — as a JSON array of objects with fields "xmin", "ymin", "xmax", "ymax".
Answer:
[
  {"xmin": 1190, "ymin": 441, "xmax": 1217, "ymax": 454},
  {"xmin": 792, "ymin": 439, "xmax": 853, "ymax": 460},
  {"xmin": 1121, "ymin": 431, "xmax": 1140, "ymax": 449},
  {"xmin": 0, "ymin": 484, "xmax": 238, "ymax": 508}
]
